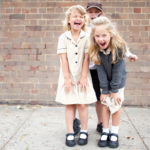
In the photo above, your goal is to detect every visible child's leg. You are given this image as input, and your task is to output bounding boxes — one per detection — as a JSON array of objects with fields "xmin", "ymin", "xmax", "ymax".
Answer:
[
  {"xmin": 101, "ymin": 104, "xmax": 110, "ymax": 139},
  {"xmin": 98, "ymin": 104, "xmax": 110, "ymax": 147},
  {"xmin": 112, "ymin": 107, "xmax": 121, "ymax": 126},
  {"xmin": 65, "ymin": 105, "xmax": 75, "ymax": 133},
  {"xmin": 73, "ymin": 105, "xmax": 81, "ymax": 135},
  {"xmin": 96, "ymin": 101, "xmax": 102, "ymax": 124},
  {"xmin": 76, "ymin": 104, "xmax": 88, "ymax": 130},
  {"xmin": 110, "ymin": 108, "xmax": 121, "ymax": 141},
  {"xmin": 76, "ymin": 104, "xmax": 88, "ymax": 145},
  {"xmin": 102, "ymin": 104, "xmax": 110, "ymax": 129}
]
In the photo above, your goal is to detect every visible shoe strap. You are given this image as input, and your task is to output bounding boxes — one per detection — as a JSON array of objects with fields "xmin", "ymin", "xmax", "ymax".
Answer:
[
  {"xmin": 109, "ymin": 133, "xmax": 118, "ymax": 138},
  {"xmin": 79, "ymin": 132, "xmax": 88, "ymax": 137},
  {"xmin": 101, "ymin": 132, "xmax": 109, "ymax": 136},
  {"xmin": 66, "ymin": 133, "xmax": 75, "ymax": 137}
]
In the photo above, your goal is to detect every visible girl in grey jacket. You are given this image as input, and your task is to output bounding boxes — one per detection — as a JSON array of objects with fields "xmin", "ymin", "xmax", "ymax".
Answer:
[{"xmin": 89, "ymin": 16, "xmax": 128, "ymax": 148}]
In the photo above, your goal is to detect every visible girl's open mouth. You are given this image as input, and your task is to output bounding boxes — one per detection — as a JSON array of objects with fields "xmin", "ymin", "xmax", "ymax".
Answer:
[
  {"xmin": 74, "ymin": 22, "xmax": 81, "ymax": 27},
  {"xmin": 100, "ymin": 42, "xmax": 106, "ymax": 47}
]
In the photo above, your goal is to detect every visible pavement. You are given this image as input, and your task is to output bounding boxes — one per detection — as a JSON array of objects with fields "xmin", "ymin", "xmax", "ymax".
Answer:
[{"xmin": 0, "ymin": 105, "xmax": 150, "ymax": 150}]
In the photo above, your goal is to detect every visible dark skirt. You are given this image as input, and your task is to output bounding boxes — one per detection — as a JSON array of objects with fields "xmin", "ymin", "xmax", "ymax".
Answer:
[{"xmin": 90, "ymin": 69, "xmax": 101, "ymax": 101}]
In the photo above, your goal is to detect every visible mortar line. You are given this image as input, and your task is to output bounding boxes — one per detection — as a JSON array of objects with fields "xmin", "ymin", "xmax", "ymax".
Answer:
[
  {"xmin": 1, "ymin": 109, "xmax": 35, "ymax": 150},
  {"xmin": 123, "ymin": 107, "xmax": 148, "ymax": 150}
]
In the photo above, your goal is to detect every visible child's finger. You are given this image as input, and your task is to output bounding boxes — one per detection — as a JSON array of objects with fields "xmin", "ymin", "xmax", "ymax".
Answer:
[
  {"xmin": 114, "ymin": 99, "xmax": 117, "ymax": 106},
  {"xmin": 71, "ymin": 81, "xmax": 75, "ymax": 85},
  {"xmin": 77, "ymin": 81, "xmax": 80, "ymax": 85}
]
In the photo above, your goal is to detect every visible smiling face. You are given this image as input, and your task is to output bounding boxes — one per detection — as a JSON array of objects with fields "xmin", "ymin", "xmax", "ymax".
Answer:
[
  {"xmin": 87, "ymin": 7, "xmax": 103, "ymax": 21},
  {"xmin": 68, "ymin": 10, "xmax": 85, "ymax": 31},
  {"xmin": 94, "ymin": 25, "xmax": 112, "ymax": 50}
]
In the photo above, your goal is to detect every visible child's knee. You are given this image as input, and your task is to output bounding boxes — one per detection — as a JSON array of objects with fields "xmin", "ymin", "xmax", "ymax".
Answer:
[{"xmin": 77, "ymin": 104, "xmax": 87, "ymax": 111}]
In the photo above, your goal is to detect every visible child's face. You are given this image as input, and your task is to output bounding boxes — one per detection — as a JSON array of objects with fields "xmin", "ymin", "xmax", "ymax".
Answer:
[
  {"xmin": 68, "ymin": 10, "xmax": 85, "ymax": 31},
  {"xmin": 87, "ymin": 7, "xmax": 102, "ymax": 21},
  {"xmin": 94, "ymin": 25, "xmax": 112, "ymax": 50}
]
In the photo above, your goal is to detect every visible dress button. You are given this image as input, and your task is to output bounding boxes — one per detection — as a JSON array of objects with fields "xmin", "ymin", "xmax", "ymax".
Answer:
[
  {"xmin": 75, "ymin": 61, "xmax": 77, "ymax": 63},
  {"xmin": 75, "ymin": 53, "xmax": 78, "ymax": 55},
  {"xmin": 75, "ymin": 45, "xmax": 77, "ymax": 47}
]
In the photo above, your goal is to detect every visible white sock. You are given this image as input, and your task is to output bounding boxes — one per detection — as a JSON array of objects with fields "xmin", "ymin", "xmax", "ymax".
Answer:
[
  {"xmin": 67, "ymin": 133, "xmax": 74, "ymax": 140},
  {"xmin": 80, "ymin": 130, "xmax": 87, "ymax": 139},
  {"xmin": 101, "ymin": 128, "xmax": 109, "ymax": 140},
  {"xmin": 111, "ymin": 125, "xmax": 119, "ymax": 141}
]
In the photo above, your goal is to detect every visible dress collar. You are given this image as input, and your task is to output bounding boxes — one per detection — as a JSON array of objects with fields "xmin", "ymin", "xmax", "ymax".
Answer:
[{"xmin": 65, "ymin": 29, "xmax": 85, "ymax": 44}]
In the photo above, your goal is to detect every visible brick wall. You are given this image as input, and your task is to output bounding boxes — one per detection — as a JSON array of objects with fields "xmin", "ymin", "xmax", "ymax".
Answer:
[{"xmin": 0, "ymin": 0, "xmax": 150, "ymax": 106}]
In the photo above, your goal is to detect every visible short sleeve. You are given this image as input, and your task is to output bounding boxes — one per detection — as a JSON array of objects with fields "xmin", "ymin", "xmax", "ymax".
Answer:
[
  {"xmin": 57, "ymin": 34, "xmax": 67, "ymax": 54},
  {"xmin": 84, "ymin": 35, "xmax": 89, "ymax": 53}
]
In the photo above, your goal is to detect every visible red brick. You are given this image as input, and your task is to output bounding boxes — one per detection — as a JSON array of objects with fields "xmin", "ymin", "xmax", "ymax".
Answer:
[
  {"xmin": 134, "ymin": 8, "xmax": 141, "ymax": 13},
  {"xmin": 141, "ymin": 90, "xmax": 149, "ymax": 96},
  {"xmin": 5, "ymin": 66, "xmax": 13, "ymax": 71},
  {"xmin": 14, "ymin": 8, "xmax": 21, "ymax": 13},
  {"xmin": 39, "ymin": 8, "xmax": 46, "ymax": 13},
  {"xmin": 30, "ymin": 20, "xmax": 38, "ymax": 25},
  {"xmin": 129, "ymin": 14, "xmax": 145, "ymax": 19},
  {"xmin": 6, "ymin": 9, "xmax": 13, "ymax": 13},
  {"xmin": 36, "ymin": 44, "xmax": 45, "ymax": 49},
  {"xmin": 116, "ymin": 8, "xmax": 124, "ymax": 13},
  {"xmin": 30, "ymin": 66, "xmax": 37, "ymax": 71},
  {"xmin": 124, "ymin": 8, "xmax": 132, "ymax": 13},
  {"xmin": 22, "ymin": 8, "xmax": 30, "ymax": 13},
  {"xmin": 26, "ymin": 14, "xmax": 42, "ymax": 19},
  {"xmin": 142, "ymin": 8, "xmax": 150, "ymax": 13},
  {"xmin": 4, "ymin": 55, "xmax": 12, "ymax": 60},
  {"xmin": 13, "ymin": 43, "xmax": 21, "ymax": 49},
  {"xmin": 1, "ymin": 3, "xmax": 10, "ymax": 8},
  {"xmin": 111, "ymin": 14, "xmax": 128, "ymax": 19},
  {"xmin": 129, "ymin": 2, "xmax": 145, "ymax": 7},
  {"xmin": 30, "ymin": 8, "xmax": 38, "ymax": 13},
  {"xmin": 0, "ymin": 77, "xmax": 5, "ymax": 82},
  {"xmin": 10, "ymin": 2, "xmax": 26, "ymax": 8}
]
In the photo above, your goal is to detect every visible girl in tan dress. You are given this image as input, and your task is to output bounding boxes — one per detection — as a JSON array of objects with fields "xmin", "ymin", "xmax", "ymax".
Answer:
[{"xmin": 55, "ymin": 5, "xmax": 97, "ymax": 147}]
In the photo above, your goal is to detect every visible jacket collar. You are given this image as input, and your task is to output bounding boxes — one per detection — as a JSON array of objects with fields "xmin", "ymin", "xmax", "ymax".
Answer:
[{"xmin": 99, "ymin": 47, "xmax": 111, "ymax": 55}]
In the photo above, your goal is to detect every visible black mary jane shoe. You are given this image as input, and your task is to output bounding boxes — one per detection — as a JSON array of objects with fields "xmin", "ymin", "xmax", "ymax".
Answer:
[
  {"xmin": 77, "ymin": 132, "xmax": 88, "ymax": 146},
  {"xmin": 98, "ymin": 132, "xmax": 109, "ymax": 147},
  {"xmin": 66, "ymin": 133, "xmax": 75, "ymax": 147},
  {"xmin": 108, "ymin": 133, "xmax": 119, "ymax": 148},
  {"xmin": 73, "ymin": 118, "xmax": 81, "ymax": 135},
  {"xmin": 96, "ymin": 122, "xmax": 103, "ymax": 133}
]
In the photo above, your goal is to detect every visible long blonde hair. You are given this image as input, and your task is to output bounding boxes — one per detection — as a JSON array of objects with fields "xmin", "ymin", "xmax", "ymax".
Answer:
[
  {"xmin": 63, "ymin": 5, "xmax": 88, "ymax": 31},
  {"xmin": 89, "ymin": 16, "xmax": 127, "ymax": 65}
]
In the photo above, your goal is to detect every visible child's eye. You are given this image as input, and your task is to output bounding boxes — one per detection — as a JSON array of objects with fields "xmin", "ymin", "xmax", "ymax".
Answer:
[
  {"xmin": 103, "ymin": 35, "xmax": 106, "ymax": 37},
  {"xmin": 80, "ymin": 16, "xmax": 84, "ymax": 18},
  {"xmin": 95, "ymin": 35, "xmax": 99, "ymax": 37}
]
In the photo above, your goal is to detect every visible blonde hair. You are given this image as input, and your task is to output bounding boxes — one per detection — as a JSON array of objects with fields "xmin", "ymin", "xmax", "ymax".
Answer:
[
  {"xmin": 63, "ymin": 5, "xmax": 88, "ymax": 31},
  {"xmin": 89, "ymin": 16, "xmax": 127, "ymax": 65}
]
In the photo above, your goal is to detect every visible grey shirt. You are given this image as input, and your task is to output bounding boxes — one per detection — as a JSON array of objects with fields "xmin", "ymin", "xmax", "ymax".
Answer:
[{"xmin": 96, "ymin": 48, "xmax": 126, "ymax": 94}]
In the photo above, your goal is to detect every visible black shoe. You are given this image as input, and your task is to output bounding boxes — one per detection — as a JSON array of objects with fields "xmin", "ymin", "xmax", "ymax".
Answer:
[
  {"xmin": 77, "ymin": 132, "xmax": 88, "ymax": 146},
  {"xmin": 73, "ymin": 118, "xmax": 81, "ymax": 135},
  {"xmin": 98, "ymin": 132, "xmax": 109, "ymax": 147},
  {"xmin": 108, "ymin": 133, "xmax": 119, "ymax": 148},
  {"xmin": 66, "ymin": 133, "xmax": 76, "ymax": 147},
  {"xmin": 96, "ymin": 122, "xmax": 103, "ymax": 133}
]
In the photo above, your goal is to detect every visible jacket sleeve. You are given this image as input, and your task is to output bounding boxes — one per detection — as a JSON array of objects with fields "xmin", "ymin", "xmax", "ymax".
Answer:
[
  {"xmin": 96, "ymin": 63, "xmax": 109, "ymax": 94},
  {"xmin": 110, "ymin": 50, "xmax": 125, "ymax": 93}
]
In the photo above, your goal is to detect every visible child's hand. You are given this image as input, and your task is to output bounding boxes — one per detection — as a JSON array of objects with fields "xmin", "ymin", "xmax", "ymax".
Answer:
[
  {"xmin": 77, "ymin": 77, "xmax": 89, "ymax": 92},
  {"xmin": 129, "ymin": 54, "xmax": 138, "ymax": 62},
  {"xmin": 111, "ymin": 93, "xmax": 121, "ymax": 106},
  {"xmin": 62, "ymin": 78, "xmax": 74, "ymax": 92},
  {"xmin": 100, "ymin": 94, "xmax": 110, "ymax": 102}
]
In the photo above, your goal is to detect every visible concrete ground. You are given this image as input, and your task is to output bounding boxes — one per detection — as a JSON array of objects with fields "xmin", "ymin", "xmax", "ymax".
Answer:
[{"xmin": 0, "ymin": 105, "xmax": 149, "ymax": 150}]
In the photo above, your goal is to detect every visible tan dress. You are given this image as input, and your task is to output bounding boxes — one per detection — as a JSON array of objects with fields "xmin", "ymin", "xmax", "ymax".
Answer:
[{"xmin": 55, "ymin": 30, "xmax": 97, "ymax": 105}]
